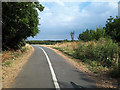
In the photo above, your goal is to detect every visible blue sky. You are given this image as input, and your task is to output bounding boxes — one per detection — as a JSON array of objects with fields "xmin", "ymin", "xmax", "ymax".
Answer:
[{"xmin": 28, "ymin": 1, "xmax": 119, "ymax": 40}]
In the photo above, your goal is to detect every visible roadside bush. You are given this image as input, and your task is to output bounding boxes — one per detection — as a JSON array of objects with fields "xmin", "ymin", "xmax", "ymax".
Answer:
[
  {"xmin": 109, "ymin": 65, "xmax": 120, "ymax": 78},
  {"xmin": 74, "ymin": 38, "xmax": 119, "ymax": 67}
]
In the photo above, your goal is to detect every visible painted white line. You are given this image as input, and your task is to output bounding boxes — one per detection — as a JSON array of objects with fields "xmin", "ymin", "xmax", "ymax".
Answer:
[{"xmin": 39, "ymin": 47, "xmax": 60, "ymax": 90}]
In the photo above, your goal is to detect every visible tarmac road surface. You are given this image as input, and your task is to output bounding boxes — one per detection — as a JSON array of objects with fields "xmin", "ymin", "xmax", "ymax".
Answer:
[{"xmin": 12, "ymin": 45, "xmax": 96, "ymax": 88}]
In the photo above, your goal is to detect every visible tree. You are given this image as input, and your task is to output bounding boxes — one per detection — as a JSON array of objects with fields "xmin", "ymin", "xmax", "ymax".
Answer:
[
  {"xmin": 78, "ymin": 26, "xmax": 105, "ymax": 41},
  {"xmin": 89, "ymin": 29, "xmax": 96, "ymax": 40},
  {"xmin": 95, "ymin": 26, "xmax": 105, "ymax": 40},
  {"xmin": 2, "ymin": 2, "xmax": 44, "ymax": 50},
  {"xmin": 105, "ymin": 16, "xmax": 120, "ymax": 42},
  {"xmin": 78, "ymin": 29, "xmax": 91, "ymax": 41},
  {"xmin": 70, "ymin": 31, "xmax": 75, "ymax": 41}
]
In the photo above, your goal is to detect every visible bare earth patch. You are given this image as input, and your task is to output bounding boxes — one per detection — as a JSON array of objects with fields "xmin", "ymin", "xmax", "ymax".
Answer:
[
  {"xmin": 40, "ymin": 45, "xmax": 118, "ymax": 88},
  {"xmin": 2, "ymin": 44, "xmax": 34, "ymax": 88}
]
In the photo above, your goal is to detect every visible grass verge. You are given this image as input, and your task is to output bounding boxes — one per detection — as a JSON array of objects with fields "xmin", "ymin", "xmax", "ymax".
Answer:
[
  {"xmin": 2, "ymin": 44, "xmax": 34, "ymax": 88},
  {"xmin": 52, "ymin": 46, "xmax": 109, "ymax": 74},
  {"xmin": 46, "ymin": 39, "xmax": 119, "ymax": 88}
]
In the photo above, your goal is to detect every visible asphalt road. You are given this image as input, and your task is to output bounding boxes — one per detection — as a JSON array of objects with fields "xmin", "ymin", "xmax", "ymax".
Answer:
[{"xmin": 12, "ymin": 45, "xmax": 96, "ymax": 88}]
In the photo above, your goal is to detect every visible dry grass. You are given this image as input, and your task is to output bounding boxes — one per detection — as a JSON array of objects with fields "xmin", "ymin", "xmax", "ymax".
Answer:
[
  {"xmin": 55, "ymin": 41, "xmax": 97, "ymax": 51},
  {"xmin": 2, "ymin": 44, "xmax": 29, "ymax": 62},
  {"xmin": 2, "ymin": 44, "xmax": 34, "ymax": 88},
  {"xmin": 41, "ymin": 44, "xmax": 118, "ymax": 88},
  {"xmin": 55, "ymin": 42, "xmax": 78, "ymax": 49}
]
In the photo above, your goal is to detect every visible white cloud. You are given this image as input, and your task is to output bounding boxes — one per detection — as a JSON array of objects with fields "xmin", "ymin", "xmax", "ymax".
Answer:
[
  {"xmin": 55, "ymin": 0, "xmax": 65, "ymax": 6},
  {"xmin": 38, "ymin": 0, "xmax": 119, "ymax": 2},
  {"xmin": 31, "ymin": 2, "xmax": 118, "ymax": 40},
  {"xmin": 45, "ymin": 12, "xmax": 52, "ymax": 15},
  {"xmin": 108, "ymin": 2, "xmax": 118, "ymax": 9},
  {"xmin": 63, "ymin": 16, "xmax": 74, "ymax": 22},
  {"xmin": 44, "ymin": 7, "xmax": 50, "ymax": 11}
]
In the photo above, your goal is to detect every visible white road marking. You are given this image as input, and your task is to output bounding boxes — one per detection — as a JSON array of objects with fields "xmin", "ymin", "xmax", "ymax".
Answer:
[{"xmin": 39, "ymin": 47, "xmax": 60, "ymax": 90}]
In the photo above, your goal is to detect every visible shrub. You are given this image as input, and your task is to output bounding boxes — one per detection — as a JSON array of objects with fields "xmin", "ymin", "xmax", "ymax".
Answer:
[
  {"xmin": 74, "ymin": 38, "xmax": 119, "ymax": 67},
  {"xmin": 109, "ymin": 64, "xmax": 120, "ymax": 78}
]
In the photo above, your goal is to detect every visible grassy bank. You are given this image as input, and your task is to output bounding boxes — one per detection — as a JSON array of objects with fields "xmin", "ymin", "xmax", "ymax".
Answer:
[
  {"xmin": 2, "ymin": 44, "xmax": 34, "ymax": 88},
  {"xmin": 52, "ymin": 38, "xmax": 120, "ymax": 78}
]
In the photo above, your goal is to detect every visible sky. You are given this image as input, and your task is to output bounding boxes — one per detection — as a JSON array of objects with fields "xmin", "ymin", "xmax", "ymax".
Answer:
[{"xmin": 28, "ymin": 0, "xmax": 119, "ymax": 40}]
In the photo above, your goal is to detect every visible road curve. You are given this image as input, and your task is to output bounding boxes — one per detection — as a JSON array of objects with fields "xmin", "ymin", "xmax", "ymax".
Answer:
[{"xmin": 12, "ymin": 45, "xmax": 96, "ymax": 88}]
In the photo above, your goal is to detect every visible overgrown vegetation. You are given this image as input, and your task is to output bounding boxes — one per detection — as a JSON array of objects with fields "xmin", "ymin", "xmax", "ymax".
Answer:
[
  {"xmin": 2, "ymin": 44, "xmax": 32, "ymax": 67},
  {"xmin": 74, "ymin": 38, "xmax": 119, "ymax": 67},
  {"xmin": 2, "ymin": 44, "xmax": 33, "ymax": 87},
  {"xmin": 75, "ymin": 38, "xmax": 119, "ymax": 76},
  {"xmin": 53, "ymin": 39, "xmax": 120, "ymax": 76},
  {"xmin": 53, "ymin": 16, "xmax": 120, "ymax": 79}
]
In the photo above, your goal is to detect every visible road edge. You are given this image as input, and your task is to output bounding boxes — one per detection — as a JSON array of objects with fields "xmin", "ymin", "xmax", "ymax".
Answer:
[
  {"xmin": 2, "ymin": 44, "xmax": 34, "ymax": 88},
  {"xmin": 39, "ymin": 45, "xmax": 118, "ymax": 88}
]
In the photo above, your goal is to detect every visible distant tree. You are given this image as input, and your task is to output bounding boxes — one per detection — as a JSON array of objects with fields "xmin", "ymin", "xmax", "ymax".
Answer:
[
  {"xmin": 2, "ymin": 2, "xmax": 44, "ymax": 50},
  {"xmin": 89, "ymin": 29, "xmax": 96, "ymax": 40},
  {"xmin": 78, "ymin": 26, "xmax": 105, "ymax": 41},
  {"xmin": 78, "ymin": 29, "xmax": 91, "ymax": 41},
  {"xmin": 70, "ymin": 31, "xmax": 75, "ymax": 41},
  {"xmin": 95, "ymin": 26, "xmax": 105, "ymax": 40},
  {"xmin": 64, "ymin": 39, "xmax": 68, "ymax": 42},
  {"xmin": 78, "ymin": 16, "xmax": 120, "ymax": 42},
  {"xmin": 83, "ymin": 29, "xmax": 90, "ymax": 41},
  {"xmin": 105, "ymin": 16, "xmax": 120, "ymax": 42}
]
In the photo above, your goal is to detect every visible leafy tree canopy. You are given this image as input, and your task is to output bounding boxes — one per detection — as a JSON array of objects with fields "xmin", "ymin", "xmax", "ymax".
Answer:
[
  {"xmin": 105, "ymin": 16, "xmax": 120, "ymax": 43},
  {"xmin": 2, "ymin": 2, "xmax": 44, "ymax": 50},
  {"xmin": 78, "ymin": 26, "xmax": 105, "ymax": 41}
]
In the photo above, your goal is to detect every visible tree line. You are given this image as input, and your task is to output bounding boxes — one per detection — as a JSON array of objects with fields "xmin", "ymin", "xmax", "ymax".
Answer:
[{"xmin": 77, "ymin": 16, "xmax": 120, "ymax": 43}]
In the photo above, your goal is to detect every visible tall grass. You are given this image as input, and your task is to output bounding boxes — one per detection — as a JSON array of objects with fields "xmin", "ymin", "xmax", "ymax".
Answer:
[
  {"xmin": 74, "ymin": 38, "xmax": 119, "ymax": 67},
  {"xmin": 2, "ymin": 44, "xmax": 31, "ymax": 66},
  {"xmin": 53, "ymin": 38, "xmax": 120, "ymax": 77}
]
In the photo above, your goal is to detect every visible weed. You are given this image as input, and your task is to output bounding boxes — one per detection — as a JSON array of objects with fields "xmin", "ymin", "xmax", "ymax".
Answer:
[
  {"xmin": 21, "ymin": 47, "xmax": 27, "ymax": 53},
  {"xmin": 10, "ymin": 52, "xmax": 15, "ymax": 55},
  {"xmin": 3, "ymin": 61, "xmax": 12, "ymax": 67}
]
